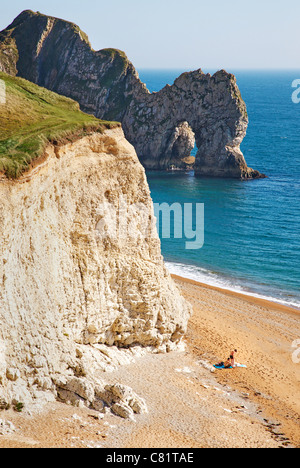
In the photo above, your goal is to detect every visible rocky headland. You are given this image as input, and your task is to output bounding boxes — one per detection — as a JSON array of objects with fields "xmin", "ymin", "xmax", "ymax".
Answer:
[{"xmin": 0, "ymin": 10, "xmax": 265, "ymax": 179}]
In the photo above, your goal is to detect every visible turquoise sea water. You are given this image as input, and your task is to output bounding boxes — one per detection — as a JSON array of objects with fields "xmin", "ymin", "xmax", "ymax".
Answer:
[{"xmin": 138, "ymin": 69, "xmax": 300, "ymax": 308}]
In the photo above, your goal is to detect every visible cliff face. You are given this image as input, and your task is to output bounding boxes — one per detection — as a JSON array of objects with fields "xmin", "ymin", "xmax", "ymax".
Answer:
[
  {"xmin": 0, "ymin": 10, "xmax": 265, "ymax": 179},
  {"xmin": 0, "ymin": 127, "xmax": 191, "ymax": 412}
]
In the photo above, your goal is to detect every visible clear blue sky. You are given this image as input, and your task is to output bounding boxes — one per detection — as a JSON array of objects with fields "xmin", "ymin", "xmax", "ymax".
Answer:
[{"xmin": 1, "ymin": 0, "xmax": 299, "ymax": 71}]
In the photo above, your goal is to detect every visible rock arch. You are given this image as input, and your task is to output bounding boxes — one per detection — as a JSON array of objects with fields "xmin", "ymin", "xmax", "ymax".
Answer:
[{"xmin": 122, "ymin": 70, "xmax": 264, "ymax": 178}]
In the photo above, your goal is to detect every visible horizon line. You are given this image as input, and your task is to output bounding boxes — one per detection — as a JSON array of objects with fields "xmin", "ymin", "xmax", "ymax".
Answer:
[{"xmin": 137, "ymin": 67, "xmax": 300, "ymax": 71}]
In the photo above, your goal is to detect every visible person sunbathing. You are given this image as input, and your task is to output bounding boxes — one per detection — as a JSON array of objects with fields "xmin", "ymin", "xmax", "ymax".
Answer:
[
  {"xmin": 224, "ymin": 359, "xmax": 232, "ymax": 369},
  {"xmin": 230, "ymin": 349, "xmax": 238, "ymax": 367},
  {"xmin": 215, "ymin": 359, "xmax": 232, "ymax": 369}
]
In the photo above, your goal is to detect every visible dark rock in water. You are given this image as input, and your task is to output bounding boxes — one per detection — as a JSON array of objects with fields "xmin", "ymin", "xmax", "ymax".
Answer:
[
  {"xmin": 123, "ymin": 70, "xmax": 266, "ymax": 179},
  {"xmin": 0, "ymin": 10, "xmax": 265, "ymax": 179}
]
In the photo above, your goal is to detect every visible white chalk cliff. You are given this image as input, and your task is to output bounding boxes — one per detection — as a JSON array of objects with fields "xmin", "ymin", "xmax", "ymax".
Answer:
[{"xmin": 0, "ymin": 128, "xmax": 191, "ymax": 416}]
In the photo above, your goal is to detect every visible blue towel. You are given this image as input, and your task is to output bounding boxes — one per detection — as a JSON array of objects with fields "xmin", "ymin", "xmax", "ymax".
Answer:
[{"xmin": 214, "ymin": 365, "xmax": 233, "ymax": 369}]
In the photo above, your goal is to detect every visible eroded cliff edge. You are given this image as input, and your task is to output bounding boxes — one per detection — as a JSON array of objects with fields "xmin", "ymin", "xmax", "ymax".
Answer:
[
  {"xmin": 0, "ymin": 10, "xmax": 265, "ymax": 179},
  {"xmin": 0, "ymin": 127, "xmax": 191, "ymax": 415}
]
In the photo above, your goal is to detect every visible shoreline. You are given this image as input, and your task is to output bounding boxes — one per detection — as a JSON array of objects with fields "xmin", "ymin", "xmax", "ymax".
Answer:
[
  {"xmin": 171, "ymin": 273, "xmax": 300, "ymax": 316},
  {"xmin": 173, "ymin": 274, "xmax": 300, "ymax": 447},
  {"xmin": 164, "ymin": 260, "xmax": 300, "ymax": 312}
]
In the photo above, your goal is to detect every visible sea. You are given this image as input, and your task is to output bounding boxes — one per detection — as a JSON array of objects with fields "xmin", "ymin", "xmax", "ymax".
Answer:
[{"xmin": 138, "ymin": 69, "xmax": 300, "ymax": 309}]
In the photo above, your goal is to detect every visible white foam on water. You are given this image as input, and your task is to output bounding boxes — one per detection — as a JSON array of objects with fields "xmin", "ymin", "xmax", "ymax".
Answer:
[{"xmin": 166, "ymin": 261, "xmax": 300, "ymax": 310}]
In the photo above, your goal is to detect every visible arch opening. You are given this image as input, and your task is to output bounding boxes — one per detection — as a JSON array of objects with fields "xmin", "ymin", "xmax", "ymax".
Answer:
[{"xmin": 167, "ymin": 121, "xmax": 199, "ymax": 170}]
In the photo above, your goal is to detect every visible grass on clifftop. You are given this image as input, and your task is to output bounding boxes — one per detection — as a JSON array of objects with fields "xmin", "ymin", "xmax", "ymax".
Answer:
[{"xmin": 0, "ymin": 72, "xmax": 119, "ymax": 178}]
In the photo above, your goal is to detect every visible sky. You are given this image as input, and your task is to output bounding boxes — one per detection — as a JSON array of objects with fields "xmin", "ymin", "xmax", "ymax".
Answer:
[{"xmin": 1, "ymin": 0, "xmax": 299, "ymax": 71}]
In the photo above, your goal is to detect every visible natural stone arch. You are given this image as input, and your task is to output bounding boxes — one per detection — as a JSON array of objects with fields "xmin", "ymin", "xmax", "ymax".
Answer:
[
  {"xmin": 167, "ymin": 121, "xmax": 195, "ymax": 167},
  {"xmin": 122, "ymin": 70, "xmax": 263, "ymax": 178},
  {"xmin": 144, "ymin": 121, "xmax": 196, "ymax": 169}
]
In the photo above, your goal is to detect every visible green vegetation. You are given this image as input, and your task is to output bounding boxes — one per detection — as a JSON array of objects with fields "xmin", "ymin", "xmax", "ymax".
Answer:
[
  {"xmin": 13, "ymin": 401, "xmax": 24, "ymax": 413},
  {"xmin": 0, "ymin": 72, "xmax": 119, "ymax": 178}
]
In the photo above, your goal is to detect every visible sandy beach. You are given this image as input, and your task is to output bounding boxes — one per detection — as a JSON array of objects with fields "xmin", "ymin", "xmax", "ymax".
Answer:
[
  {"xmin": 174, "ymin": 274, "xmax": 300, "ymax": 447},
  {"xmin": 0, "ymin": 275, "xmax": 299, "ymax": 448}
]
